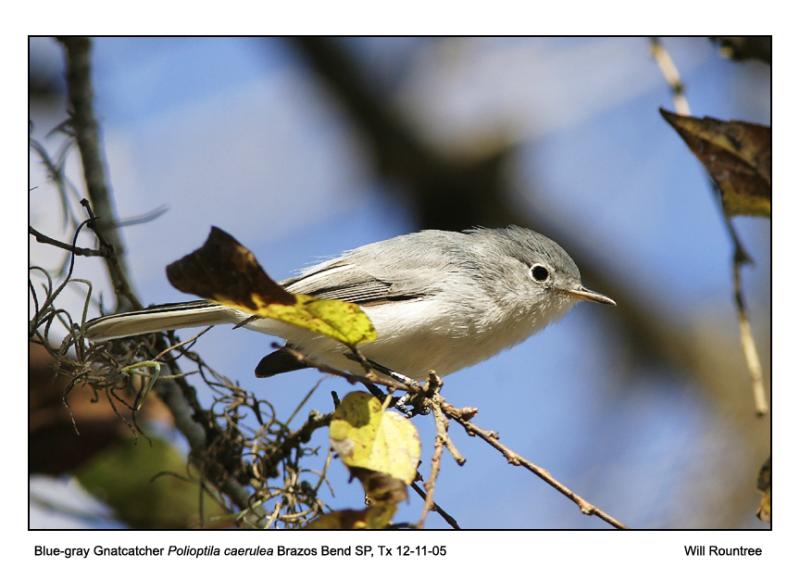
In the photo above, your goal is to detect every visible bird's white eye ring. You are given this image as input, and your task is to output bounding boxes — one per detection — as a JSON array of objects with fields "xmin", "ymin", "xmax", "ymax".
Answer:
[{"xmin": 530, "ymin": 264, "xmax": 550, "ymax": 282}]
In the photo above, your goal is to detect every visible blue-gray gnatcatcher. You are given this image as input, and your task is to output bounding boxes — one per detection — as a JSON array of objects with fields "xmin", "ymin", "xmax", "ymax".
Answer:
[{"xmin": 85, "ymin": 226, "xmax": 615, "ymax": 378}]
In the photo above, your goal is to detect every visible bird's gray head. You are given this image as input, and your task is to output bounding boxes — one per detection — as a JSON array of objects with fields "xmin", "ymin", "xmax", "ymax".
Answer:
[{"xmin": 466, "ymin": 226, "xmax": 615, "ymax": 330}]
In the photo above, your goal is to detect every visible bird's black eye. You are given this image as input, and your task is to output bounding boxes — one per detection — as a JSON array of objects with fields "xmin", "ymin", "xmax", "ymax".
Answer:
[{"xmin": 531, "ymin": 264, "xmax": 550, "ymax": 282}]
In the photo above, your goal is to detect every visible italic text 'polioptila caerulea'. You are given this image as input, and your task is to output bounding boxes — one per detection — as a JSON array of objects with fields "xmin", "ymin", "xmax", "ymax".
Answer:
[{"xmin": 85, "ymin": 226, "xmax": 615, "ymax": 378}]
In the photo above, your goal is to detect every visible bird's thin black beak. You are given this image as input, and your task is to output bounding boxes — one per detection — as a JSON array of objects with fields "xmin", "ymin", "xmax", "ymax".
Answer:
[{"xmin": 567, "ymin": 285, "xmax": 616, "ymax": 306}]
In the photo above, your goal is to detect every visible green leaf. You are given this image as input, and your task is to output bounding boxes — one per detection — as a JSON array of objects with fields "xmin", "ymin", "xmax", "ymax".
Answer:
[{"xmin": 75, "ymin": 436, "xmax": 228, "ymax": 528}]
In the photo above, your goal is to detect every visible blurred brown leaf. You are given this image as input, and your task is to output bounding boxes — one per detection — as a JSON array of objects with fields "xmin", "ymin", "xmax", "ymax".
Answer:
[
  {"xmin": 756, "ymin": 456, "xmax": 771, "ymax": 523},
  {"xmin": 660, "ymin": 109, "xmax": 771, "ymax": 217},
  {"xmin": 306, "ymin": 506, "xmax": 394, "ymax": 529},
  {"xmin": 30, "ymin": 344, "xmax": 230, "ymax": 527},
  {"xmin": 29, "ymin": 343, "xmax": 171, "ymax": 475},
  {"xmin": 710, "ymin": 37, "xmax": 771, "ymax": 64}
]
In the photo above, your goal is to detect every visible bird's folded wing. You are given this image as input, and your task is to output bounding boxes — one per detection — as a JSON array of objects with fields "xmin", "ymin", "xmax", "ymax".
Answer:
[{"xmin": 283, "ymin": 261, "xmax": 430, "ymax": 306}]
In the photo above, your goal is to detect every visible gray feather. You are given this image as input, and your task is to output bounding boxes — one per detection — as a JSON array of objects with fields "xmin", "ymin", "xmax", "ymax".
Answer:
[
  {"xmin": 84, "ymin": 300, "xmax": 241, "ymax": 341},
  {"xmin": 83, "ymin": 226, "xmax": 604, "ymax": 379}
]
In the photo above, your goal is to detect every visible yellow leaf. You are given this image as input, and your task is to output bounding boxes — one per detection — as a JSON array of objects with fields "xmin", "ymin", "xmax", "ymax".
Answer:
[
  {"xmin": 306, "ymin": 509, "xmax": 369, "ymax": 529},
  {"xmin": 249, "ymin": 294, "xmax": 377, "ymax": 345},
  {"xmin": 330, "ymin": 392, "xmax": 421, "ymax": 486},
  {"xmin": 166, "ymin": 227, "xmax": 376, "ymax": 345},
  {"xmin": 317, "ymin": 392, "xmax": 421, "ymax": 529},
  {"xmin": 305, "ymin": 505, "xmax": 395, "ymax": 529}
]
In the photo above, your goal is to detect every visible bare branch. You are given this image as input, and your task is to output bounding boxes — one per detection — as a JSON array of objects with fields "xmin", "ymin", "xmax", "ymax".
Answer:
[
  {"xmin": 285, "ymin": 37, "xmax": 760, "ymax": 431},
  {"xmin": 650, "ymin": 37, "xmax": 769, "ymax": 417},
  {"xmin": 29, "ymin": 226, "xmax": 106, "ymax": 257},
  {"xmin": 57, "ymin": 36, "xmax": 140, "ymax": 312},
  {"xmin": 416, "ymin": 397, "xmax": 447, "ymax": 528},
  {"xmin": 732, "ymin": 250, "xmax": 769, "ymax": 417},
  {"xmin": 284, "ymin": 347, "xmax": 627, "ymax": 529},
  {"xmin": 649, "ymin": 37, "xmax": 691, "ymax": 115},
  {"xmin": 55, "ymin": 36, "xmax": 269, "ymax": 526},
  {"xmin": 447, "ymin": 409, "xmax": 626, "ymax": 529},
  {"xmin": 410, "ymin": 479, "xmax": 460, "ymax": 529}
]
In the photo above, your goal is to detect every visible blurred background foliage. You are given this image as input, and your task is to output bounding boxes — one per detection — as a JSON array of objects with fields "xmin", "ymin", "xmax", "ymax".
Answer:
[{"xmin": 29, "ymin": 37, "xmax": 770, "ymax": 528}]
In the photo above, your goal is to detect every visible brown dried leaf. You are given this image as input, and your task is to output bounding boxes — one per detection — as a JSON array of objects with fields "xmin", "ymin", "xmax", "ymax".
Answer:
[
  {"xmin": 29, "ymin": 343, "xmax": 171, "ymax": 476},
  {"xmin": 306, "ymin": 505, "xmax": 396, "ymax": 529},
  {"xmin": 660, "ymin": 109, "xmax": 771, "ymax": 217},
  {"xmin": 166, "ymin": 227, "xmax": 376, "ymax": 345},
  {"xmin": 756, "ymin": 456, "xmax": 771, "ymax": 523},
  {"xmin": 710, "ymin": 37, "xmax": 771, "ymax": 64},
  {"xmin": 166, "ymin": 226, "xmax": 295, "ymax": 308},
  {"xmin": 304, "ymin": 470, "xmax": 404, "ymax": 529}
]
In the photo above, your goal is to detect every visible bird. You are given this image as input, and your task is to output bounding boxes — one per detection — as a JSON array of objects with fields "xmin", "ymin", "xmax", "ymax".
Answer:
[{"xmin": 84, "ymin": 226, "xmax": 615, "ymax": 379}]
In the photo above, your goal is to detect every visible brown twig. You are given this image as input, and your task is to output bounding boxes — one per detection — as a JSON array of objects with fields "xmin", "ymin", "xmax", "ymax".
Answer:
[
  {"xmin": 731, "ymin": 244, "xmax": 768, "ymax": 417},
  {"xmin": 447, "ymin": 412, "xmax": 627, "ymax": 529},
  {"xmin": 286, "ymin": 37, "xmax": 760, "ymax": 428},
  {"xmin": 428, "ymin": 378, "xmax": 625, "ymax": 528},
  {"xmin": 57, "ymin": 37, "xmax": 140, "ymax": 313},
  {"xmin": 281, "ymin": 345, "xmax": 406, "ymax": 396},
  {"xmin": 410, "ymin": 480, "xmax": 461, "ymax": 529},
  {"xmin": 416, "ymin": 403, "xmax": 446, "ymax": 528},
  {"xmin": 649, "ymin": 37, "xmax": 691, "ymax": 116},
  {"xmin": 416, "ymin": 373, "xmax": 449, "ymax": 528},
  {"xmin": 29, "ymin": 226, "xmax": 107, "ymax": 257},
  {"xmin": 257, "ymin": 411, "xmax": 333, "ymax": 480},
  {"xmin": 282, "ymin": 347, "xmax": 626, "ymax": 529},
  {"xmin": 650, "ymin": 36, "xmax": 768, "ymax": 417},
  {"xmin": 56, "ymin": 36, "xmax": 266, "ymax": 525},
  {"xmin": 425, "ymin": 373, "xmax": 466, "ymax": 466}
]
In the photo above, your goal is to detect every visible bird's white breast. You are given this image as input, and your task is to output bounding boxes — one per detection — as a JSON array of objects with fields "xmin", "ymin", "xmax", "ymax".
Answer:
[{"xmin": 244, "ymin": 292, "xmax": 577, "ymax": 379}]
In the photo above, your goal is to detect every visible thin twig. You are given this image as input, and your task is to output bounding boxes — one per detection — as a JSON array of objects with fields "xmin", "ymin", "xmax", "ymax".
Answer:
[
  {"xmin": 285, "ymin": 350, "xmax": 625, "ymax": 529},
  {"xmin": 258, "ymin": 411, "xmax": 333, "ymax": 480},
  {"xmin": 56, "ymin": 36, "xmax": 266, "ymax": 525},
  {"xmin": 29, "ymin": 226, "xmax": 106, "ymax": 257},
  {"xmin": 113, "ymin": 204, "xmax": 169, "ymax": 228},
  {"xmin": 416, "ymin": 402, "xmax": 446, "ymax": 528},
  {"xmin": 58, "ymin": 37, "xmax": 140, "ymax": 313},
  {"xmin": 731, "ymin": 244, "xmax": 768, "ymax": 417},
  {"xmin": 282, "ymin": 345, "xmax": 402, "ymax": 396},
  {"xmin": 448, "ymin": 413, "xmax": 627, "ymax": 529},
  {"xmin": 649, "ymin": 38, "xmax": 691, "ymax": 116},
  {"xmin": 426, "ymin": 372, "xmax": 466, "ymax": 466},
  {"xmin": 650, "ymin": 37, "xmax": 768, "ymax": 417},
  {"xmin": 153, "ymin": 327, "xmax": 213, "ymax": 361},
  {"xmin": 410, "ymin": 480, "xmax": 460, "ymax": 529}
]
